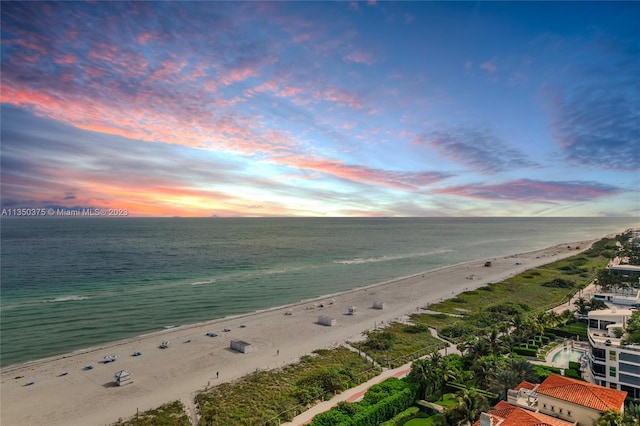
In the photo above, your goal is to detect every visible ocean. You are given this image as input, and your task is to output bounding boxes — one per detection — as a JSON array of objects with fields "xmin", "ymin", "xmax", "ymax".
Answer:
[{"xmin": 1, "ymin": 217, "xmax": 637, "ymax": 367}]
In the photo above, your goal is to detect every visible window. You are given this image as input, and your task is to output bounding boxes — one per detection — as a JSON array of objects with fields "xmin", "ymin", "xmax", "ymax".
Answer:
[
  {"xmin": 559, "ymin": 408, "xmax": 563, "ymax": 414},
  {"xmin": 551, "ymin": 406, "xmax": 555, "ymax": 412},
  {"xmin": 568, "ymin": 411, "xmax": 572, "ymax": 417},
  {"xmin": 543, "ymin": 404, "xmax": 547, "ymax": 409},
  {"xmin": 610, "ymin": 350, "xmax": 617, "ymax": 361},
  {"xmin": 592, "ymin": 361, "xmax": 606, "ymax": 377},
  {"xmin": 610, "ymin": 366, "xmax": 617, "ymax": 377}
]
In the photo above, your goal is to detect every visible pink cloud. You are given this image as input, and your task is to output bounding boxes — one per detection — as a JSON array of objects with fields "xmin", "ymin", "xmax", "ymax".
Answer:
[
  {"xmin": 278, "ymin": 86, "xmax": 304, "ymax": 97},
  {"xmin": 343, "ymin": 50, "xmax": 373, "ymax": 65},
  {"xmin": 276, "ymin": 156, "xmax": 450, "ymax": 190},
  {"xmin": 53, "ymin": 54, "xmax": 77, "ymax": 64},
  {"xmin": 292, "ymin": 33, "xmax": 313, "ymax": 43},
  {"xmin": 151, "ymin": 59, "xmax": 187, "ymax": 82},
  {"xmin": 480, "ymin": 60, "xmax": 497, "ymax": 73},
  {"xmin": 432, "ymin": 179, "xmax": 620, "ymax": 203},
  {"xmin": 321, "ymin": 88, "xmax": 363, "ymax": 109}
]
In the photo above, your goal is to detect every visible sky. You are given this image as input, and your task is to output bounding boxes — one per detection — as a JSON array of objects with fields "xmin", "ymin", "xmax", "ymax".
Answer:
[{"xmin": 1, "ymin": 1, "xmax": 639, "ymax": 217}]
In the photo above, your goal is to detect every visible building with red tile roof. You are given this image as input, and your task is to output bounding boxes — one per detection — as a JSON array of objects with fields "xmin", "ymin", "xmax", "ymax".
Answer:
[
  {"xmin": 506, "ymin": 374, "xmax": 626, "ymax": 426},
  {"xmin": 473, "ymin": 401, "xmax": 575, "ymax": 426},
  {"xmin": 537, "ymin": 374, "xmax": 627, "ymax": 413},
  {"xmin": 513, "ymin": 380, "xmax": 537, "ymax": 391}
]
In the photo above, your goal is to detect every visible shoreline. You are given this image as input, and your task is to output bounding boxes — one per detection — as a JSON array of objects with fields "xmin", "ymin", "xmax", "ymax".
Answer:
[
  {"xmin": 1, "ymin": 241, "xmax": 586, "ymax": 373},
  {"xmin": 0, "ymin": 238, "xmax": 599, "ymax": 425}
]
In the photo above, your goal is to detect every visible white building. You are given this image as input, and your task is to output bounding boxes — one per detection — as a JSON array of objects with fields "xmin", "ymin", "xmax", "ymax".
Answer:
[
  {"xmin": 592, "ymin": 289, "xmax": 640, "ymax": 308},
  {"xmin": 587, "ymin": 308, "xmax": 640, "ymax": 398}
]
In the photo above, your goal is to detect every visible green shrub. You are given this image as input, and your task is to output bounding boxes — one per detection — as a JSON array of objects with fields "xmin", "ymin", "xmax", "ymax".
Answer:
[
  {"xmin": 379, "ymin": 406, "xmax": 420, "ymax": 426},
  {"xmin": 513, "ymin": 347, "xmax": 537, "ymax": 357},
  {"xmin": 564, "ymin": 369, "xmax": 582, "ymax": 380},
  {"xmin": 542, "ymin": 278, "xmax": 574, "ymax": 288},
  {"xmin": 535, "ymin": 365, "xmax": 562, "ymax": 380},
  {"xmin": 310, "ymin": 378, "xmax": 418, "ymax": 426}
]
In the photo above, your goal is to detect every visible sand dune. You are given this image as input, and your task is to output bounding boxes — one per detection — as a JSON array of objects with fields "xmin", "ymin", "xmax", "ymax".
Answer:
[{"xmin": 0, "ymin": 240, "xmax": 593, "ymax": 426}]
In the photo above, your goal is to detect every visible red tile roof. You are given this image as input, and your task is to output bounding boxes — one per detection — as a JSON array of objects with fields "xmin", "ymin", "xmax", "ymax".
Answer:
[
  {"xmin": 514, "ymin": 380, "xmax": 537, "ymax": 391},
  {"xmin": 536, "ymin": 374, "xmax": 627, "ymax": 412},
  {"xmin": 473, "ymin": 401, "xmax": 575, "ymax": 426}
]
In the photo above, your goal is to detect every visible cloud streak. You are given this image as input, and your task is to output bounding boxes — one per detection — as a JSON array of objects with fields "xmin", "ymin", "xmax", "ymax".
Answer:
[
  {"xmin": 420, "ymin": 128, "xmax": 538, "ymax": 174},
  {"xmin": 433, "ymin": 179, "xmax": 623, "ymax": 203},
  {"xmin": 544, "ymin": 35, "xmax": 640, "ymax": 172}
]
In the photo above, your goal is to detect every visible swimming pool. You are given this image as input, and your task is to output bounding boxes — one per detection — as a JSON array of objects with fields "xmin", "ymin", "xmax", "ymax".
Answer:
[{"xmin": 551, "ymin": 347, "xmax": 585, "ymax": 367}]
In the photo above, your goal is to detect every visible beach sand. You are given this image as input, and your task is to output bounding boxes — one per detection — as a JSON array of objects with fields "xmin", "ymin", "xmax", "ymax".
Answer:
[{"xmin": 0, "ymin": 240, "xmax": 594, "ymax": 426}]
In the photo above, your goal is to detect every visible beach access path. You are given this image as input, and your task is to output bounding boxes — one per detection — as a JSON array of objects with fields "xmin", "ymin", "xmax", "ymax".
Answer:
[
  {"xmin": 0, "ymin": 240, "xmax": 594, "ymax": 426},
  {"xmin": 281, "ymin": 327, "xmax": 459, "ymax": 426}
]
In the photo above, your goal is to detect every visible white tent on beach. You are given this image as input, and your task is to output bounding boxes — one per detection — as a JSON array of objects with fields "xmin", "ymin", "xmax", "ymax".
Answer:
[
  {"xmin": 317, "ymin": 315, "xmax": 336, "ymax": 326},
  {"xmin": 114, "ymin": 370, "xmax": 132, "ymax": 386},
  {"xmin": 230, "ymin": 340, "xmax": 252, "ymax": 353}
]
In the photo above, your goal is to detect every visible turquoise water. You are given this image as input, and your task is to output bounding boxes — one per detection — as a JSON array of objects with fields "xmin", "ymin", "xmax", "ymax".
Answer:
[
  {"xmin": 1, "ymin": 217, "xmax": 637, "ymax": 367},
  {"xmin": 551, "ymin": 348, "xmax": 585, "ymax": 366}
]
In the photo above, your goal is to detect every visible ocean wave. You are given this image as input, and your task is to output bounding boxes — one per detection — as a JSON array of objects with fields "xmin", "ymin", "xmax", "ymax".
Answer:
[
  {"xmin": 334, "ymin": 249, "xmax": 453, "ymax": 265},
  {"xmin": 45, "ymin": 295, "xmax": 90, "ymax": 303},
  {"xmin": 190, "ymin": 280, "xmax": 215, "ymax": 286}
]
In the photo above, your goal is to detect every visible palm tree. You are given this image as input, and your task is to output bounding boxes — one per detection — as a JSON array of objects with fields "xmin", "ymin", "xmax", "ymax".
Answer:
[
  {"xmin": 471, "ymin": 355, "xmax": 504, "ymax": 388},
  {"xmin": 508, "ymin": 358, "xmax": 538, "ymax": 383},
  {"xmin": 409, "ymin": 358, "xmax": 434, "ymax": 399},
  {"xmin": 486, "ymin": 328, "xmax": 508, "ymax": 355},
  {"xmin": 597, "ymin": 409, "xmax": 625, "ymax": 426},
  {"xmin": 574, "ymin": 297, "xmax": 590, "ymax": 315},
  {"xmin": 489, "ymin": 368, "xmax": 521, "ymax": 400},
  {"xmin": 450, "ymin": 388, "xmax": 490, "ymax": 426}
]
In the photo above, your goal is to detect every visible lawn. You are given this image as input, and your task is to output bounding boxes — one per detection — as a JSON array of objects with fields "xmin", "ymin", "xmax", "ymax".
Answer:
[{"xmin": 403, "ymin": 417, "xmax": 435, "ymax": 426}]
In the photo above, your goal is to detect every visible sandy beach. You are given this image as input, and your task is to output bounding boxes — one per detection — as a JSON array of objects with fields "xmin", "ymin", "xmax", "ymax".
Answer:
[{"xmin": 0, "ymin": 239, "xmax": 594, "ymax": 426}]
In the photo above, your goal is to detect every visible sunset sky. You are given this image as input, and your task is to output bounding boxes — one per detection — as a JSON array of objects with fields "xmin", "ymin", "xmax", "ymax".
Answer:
[{"xmin": 1, "ymin": 1, "xmax": 638, "ymax": 217}]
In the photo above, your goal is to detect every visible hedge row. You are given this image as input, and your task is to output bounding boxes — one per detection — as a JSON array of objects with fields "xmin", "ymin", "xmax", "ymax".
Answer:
[
  {"xmin": 513, "ymin": 347, "xmax": 537, "ymax": 357},
  {"xmin": 545, "ymin": 327, "xmax": 587, "ymax": 339},
  {"xmin": 379, "ymin": 406, "xmax": 420, "ymax": 426},
  {"xmin": 310, "ymin": 378, "xmax": 417, "ymax": 426},
  {"xmin": 564, "ymin": 369, "xmax": 582, "ymax": 380}
]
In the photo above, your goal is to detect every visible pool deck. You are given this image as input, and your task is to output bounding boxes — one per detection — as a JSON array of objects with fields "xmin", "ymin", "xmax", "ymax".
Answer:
[{"xmin": 545, "ymin": 342, "xmax": 587, "ymax": 369}]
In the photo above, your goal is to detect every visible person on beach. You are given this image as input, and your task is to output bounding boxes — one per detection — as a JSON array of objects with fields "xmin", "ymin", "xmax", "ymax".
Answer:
[{"xmin": 216, "ymin": 371, "xmax": 219, "ymax": 379}]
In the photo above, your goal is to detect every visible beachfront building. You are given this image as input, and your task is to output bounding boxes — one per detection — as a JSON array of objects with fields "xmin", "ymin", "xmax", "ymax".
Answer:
[
  {"xmin": 587, "ymin": 308, "xmax": 640, "ymax": 398},
  {"xmin": 474, "ymin": 400, "xmax": 575, "ymax": 426},
  {"xmin": 592, "ymin": 289, "xmax": 640, "ymax": 308},
  {"xmin": 607, "ymin": 264, "xmax": 640, "ymax": 283},
  {"xmin": 506, "ymin": 374, "xmax": 626, "ymax": 426}
]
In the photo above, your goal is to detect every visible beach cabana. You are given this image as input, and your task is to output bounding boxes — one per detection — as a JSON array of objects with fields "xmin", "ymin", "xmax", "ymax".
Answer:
[
  {"xmin": 317, "ymin": 315, "xmax": 336, "ymax": 326},
  {"xmin": 372, "ymin": 301, "xmax": 385, "ymax": 310},
  {"xmin": 160, "ymin": 341, "xmax": 170, "ymax": 349},
  {"xmin": 114, "ymin": 370, "xmax": 132, "ymax": 386},
  {"xmin": 230, "ymin": 340, "xmax": 252, "ymax": 353},
  {"xmin": 347, "ymin": 306, "xmax": 357, "ymax": 315}
]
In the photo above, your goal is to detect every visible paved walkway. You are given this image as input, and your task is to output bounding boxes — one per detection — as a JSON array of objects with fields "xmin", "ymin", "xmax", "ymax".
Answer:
[{"xmin": 281, "ymin": 331, "xmax": 457, "ymax": 426}]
